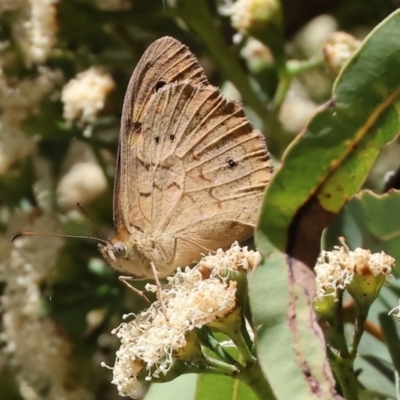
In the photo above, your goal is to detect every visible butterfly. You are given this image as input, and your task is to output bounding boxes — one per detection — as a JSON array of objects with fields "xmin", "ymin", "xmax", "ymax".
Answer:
[{"xmin": 99, "ymin": 36, "xmax": 272, "ymax": 279}]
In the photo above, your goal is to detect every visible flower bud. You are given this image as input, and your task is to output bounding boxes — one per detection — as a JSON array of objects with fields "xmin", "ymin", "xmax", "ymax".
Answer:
[
  {"xmin": 312, "ymin": 288, "xmax": 339, "ymax": 319},
  {"xmin": 222, "ymin": 0, "xmax": 284, "ymax": 59},
  {"xmin": 346, "ymin": 254, "xmax": 391, "ymax": 309},
  {"xmin": 322, "ymin": 32, "xmax": 361, "ymax": 75}
]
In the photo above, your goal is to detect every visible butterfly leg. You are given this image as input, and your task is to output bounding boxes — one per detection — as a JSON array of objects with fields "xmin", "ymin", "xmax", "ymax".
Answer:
[
  {"xmin": 150, "ymin": 262, "xmax": 168, "ymax": 317},
  {"xmin": 118, "ymin": 275, "xmax": 151, "ymax": 303}
]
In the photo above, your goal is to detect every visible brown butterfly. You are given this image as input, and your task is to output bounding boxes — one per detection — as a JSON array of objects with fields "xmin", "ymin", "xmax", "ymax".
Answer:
[{"xmin": 96, "ymin": 36, "xmax": 272, "ymax": 279}]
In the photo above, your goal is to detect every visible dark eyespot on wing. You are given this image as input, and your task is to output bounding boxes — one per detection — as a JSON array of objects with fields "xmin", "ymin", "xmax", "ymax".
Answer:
[
  {"xmin": 155, "ymin": 81, "xmax": 166, "ymax": 91},
  {"xmin": 133, "ymin": 121, "xmax": 142, "ymax": 133},
  {"xmin": 227, "ymin": 158, "xmax": 237, "ymax": 168},
  {"xmin": 125, "ymin": 120, "xmax": 142, "ymax": 134}
]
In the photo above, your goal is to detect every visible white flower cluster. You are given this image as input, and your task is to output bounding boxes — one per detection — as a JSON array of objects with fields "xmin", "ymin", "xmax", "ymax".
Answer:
[
  {"xmin": 220, "ymin": 0, "xmax": 279, "ymax": 33},
  {"xmin": 0, "ymin": 0, "xmax": 63, "ymax": 175},
  {"xmin": 24, "ymin": 0, "xmax": 59, "ymax": 63},
  {"xmin": 61, "ymin": 67, "xmax": 115, "ymax": 126},
  {"xmin": 0, "ymin": 213, "xmax": 93, "ymax": 400},
  {"xmin": 240, "ymin": 37, "xmax": 273, "ymax": 65},
  {"xmin": 0, "ymin": 67, "xmax": 59, "ymax": 175},
  {"xmin": 57, "ymin": 160, "xmax": 108, "ymax": 209},
  {"xmin": 107, "ymin": 243, "xmax": 260, "ymax": 398},
  {"xmin": 1, "ymin": 0, "xmax": 59, "ymax": 64},
  {"xmin": 314, "ymin": 238, "xmax": 394, "ymax": 302}
]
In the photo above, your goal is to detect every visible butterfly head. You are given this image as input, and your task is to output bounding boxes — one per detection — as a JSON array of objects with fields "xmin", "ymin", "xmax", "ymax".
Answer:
[{"xmin": 98, "ymin": 233, "xmax": 155, "ymax": 278}]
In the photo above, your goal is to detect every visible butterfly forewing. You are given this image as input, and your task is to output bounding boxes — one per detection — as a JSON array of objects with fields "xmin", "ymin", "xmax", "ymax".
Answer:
[
  {"xmin": 114, "ymin": 37, "xmax": 209, "ymax": 234},
  {"xmin": 128, "ymin": 83, "xmax": 272, "ymax": 273}
]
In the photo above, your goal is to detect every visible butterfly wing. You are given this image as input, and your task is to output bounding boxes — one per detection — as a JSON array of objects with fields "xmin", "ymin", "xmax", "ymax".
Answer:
[
  {"xmin": 131, "ymin": 82, "xmax": 272, "ymax": 275},
  {"xmin": 114, "ymin": 36, "xmax": 208, "ymax": 234}
]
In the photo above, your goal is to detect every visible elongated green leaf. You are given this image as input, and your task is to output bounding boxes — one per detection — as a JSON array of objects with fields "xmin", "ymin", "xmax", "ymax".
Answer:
[
  {"xmin": 250, "ymin": 241, "xmax": 340, "ymax": 399},
  {"xmin": 252, "ymin": 9, "xmax": 400, "ymax": 400},
  {"xmin": 146, "ymin": 373, "xmax": 259, "ymax": 400},
  {"xmin": 146, "ymin": 374, "xmax": 197, "ymax": 400},
  {"xmin": 195, "ymin": 374, "xmax": 258, "ymax": 400},
  {"xmin": 257, "ymin": 9, "xmax": 400, "ymax": 266},
  {"xmin": 379, "ymin": 312, "xmax": 400, "ymax": 378}
]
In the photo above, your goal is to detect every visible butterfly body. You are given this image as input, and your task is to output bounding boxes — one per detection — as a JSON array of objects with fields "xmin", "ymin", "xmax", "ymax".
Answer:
[{"xmin": 99, "ymin": 37, "xmax": 272, "ymax": 279}]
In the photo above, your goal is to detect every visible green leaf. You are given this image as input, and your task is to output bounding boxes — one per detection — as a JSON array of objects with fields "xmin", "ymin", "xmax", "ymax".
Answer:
[
  {"xmin": 325, "ymin": 190, "xmax": 400, "ymax": 276},
  {"xmin": 195, "ymin": 374, "xmax": 258, "ymax": 400},
  {"xmin": 257, "ymin": 9, "xmax": 400, "ymax": 265},
  {"xmin": 146, "ymin": 374, "xmax": 197, "ymax": 400},
  {"xmin": 379, "ymin": 312, "xmax": 400, "ymax": 378},
  {"xmin": 252, "ymin": 10, "xmax": 400, "ymax": 400},
  {"xmin": 145, "ymin": 374, "xmax": 258, "ymax": 400},
  {"xmin": 250, "ymin": 243, "xmax": 340, "ymax": 399}
]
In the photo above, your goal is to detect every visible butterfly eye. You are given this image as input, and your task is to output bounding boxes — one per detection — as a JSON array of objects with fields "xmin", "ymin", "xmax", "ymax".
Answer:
[
  {"xmin": 227, "ymin": 158, "xmax": 237, "ymax": 168},
  {"xmin": 154, "ymin": 81, "xmax": 166, "ymax": 91},
  {"xmin": 112, "ymin": 242, "xmax": 127, "ymax": 259}
]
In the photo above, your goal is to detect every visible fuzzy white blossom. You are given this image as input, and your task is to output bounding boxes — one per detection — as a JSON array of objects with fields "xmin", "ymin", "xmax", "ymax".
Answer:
[
  {"xmin": 5, "ymin": 0, "xmax": 59, "ymax": 64},
  {"xmin": 106, "ymin": 243, "xmax": 260, "ymax": 398},
  {"xmin": 278, "ymin": 80, "xmax": 317, "ymax": 134},
  {"xmin": 314, "ymin": 238, "xmax": 394, "ymax": 303},
  {"xmin": 0, "ymin": 67, "xmax": 59, "ymax": 174},
  {"xmin": 323, "ymin": 31, "xmax": 361, "ymax": 75},
  {"xmin": 24, "ymin": 0, "xmax": 59, "ymax": 63},
  {"xmin": 61, "ymin": 67, "xmax": 115, "ymax": 126},
  {"xmin": 220, "ymin": 0, "xmax": 281, "ymax": 34},
  {"xmin": 240, "ymin": 37, "xmax": 274, "ymax": 65},
  {"xmin": 57, "ymin": 161, "xmax": 108, "ymax": 209},
  {"xmin": 0, "ymin": 123, "xmax": 36, "ymax": 174},
  {"xmin": 0, "ymin": 213, "xmax": 93, "ymax": 400}
]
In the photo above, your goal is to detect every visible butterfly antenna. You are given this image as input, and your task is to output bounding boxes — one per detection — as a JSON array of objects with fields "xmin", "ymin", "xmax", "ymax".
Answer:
[
  {"xmin": 11, "ymin": 231, "xmax": 109, "ymax": 245},
  {"xmin": 11, "ymin": 203, "xmax": 111, "ymax": 245},
  {"xmin": 76, "ymin": 202, "xmax": 109, "ymax": 241}
]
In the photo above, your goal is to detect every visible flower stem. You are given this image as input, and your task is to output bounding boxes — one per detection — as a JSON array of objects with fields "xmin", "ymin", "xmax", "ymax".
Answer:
[
  {"xmin": 196, "ymin": 327, "xmax": 238, "ymax": 365},
  {"xmin": 207, "ymin": 308, "xmax": 256, "ymax": 365},
  {"xmin": 228, "ymin": 321, "xmax": 256, "ymax": 365},
  {"xmin": 272, "ymin": 55, "xmax": 323, "ymax": 111},
  {"xmin": 350, "ymin": 306, "xmax": 368, "ymax": 356},
  {"xmin": 236, "ymin": 359, "xmax": 277, "ymax": 400},
  {"xmin": 327, "ymin": 347, "xmax": 359, "ymax": 400},
  {"xmin": 323, "ymin": 291, "xmax": 360, "ymax": 399},
  {"xmin": 271, "ymin": 70, "xmax": 291, "ymax": 111},
  {"xmin": 205, "ymin": 356, "xmax": 240, "ymax": 375},
  {"xmin": 327, "ymin": 290, "xmax": 350, "ymax": 356}
]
